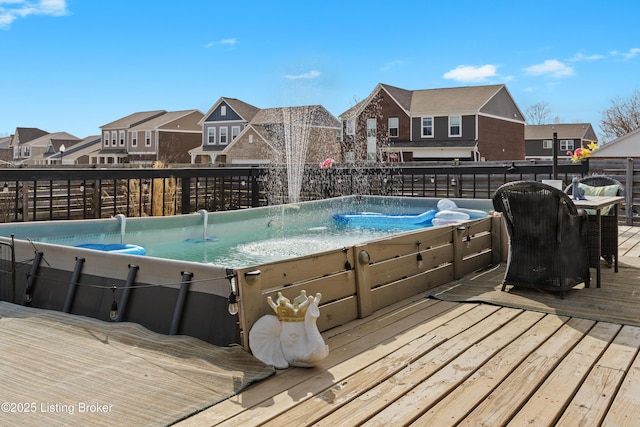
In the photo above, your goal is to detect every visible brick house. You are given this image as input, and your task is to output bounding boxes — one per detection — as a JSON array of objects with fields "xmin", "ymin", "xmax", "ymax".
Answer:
[{"xmin": 339, "ymin": 83, "xmax": 526, "ymax": 162}]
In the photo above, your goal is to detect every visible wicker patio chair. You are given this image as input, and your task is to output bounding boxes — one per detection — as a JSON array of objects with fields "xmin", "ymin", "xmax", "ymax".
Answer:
[
  {"xmin": 493, "ymin": 181, "xmax": 590, "ymax": 295},
  {"xmin": 564, "ymin": 176, "xmax": 625, "ymax": 268}
]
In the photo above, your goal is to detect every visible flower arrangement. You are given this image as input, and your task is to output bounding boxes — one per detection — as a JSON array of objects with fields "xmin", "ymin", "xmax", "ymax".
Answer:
[
  {"xmin": 567, "ymin": 142, "xmax": 598, "ymax": 163},
  {"xmin": 319, "ymin": 158, "xmax": 335, "ymax": 169}
]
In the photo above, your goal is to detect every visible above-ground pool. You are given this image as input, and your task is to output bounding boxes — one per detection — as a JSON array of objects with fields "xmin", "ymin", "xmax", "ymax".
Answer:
[{"xmin": 0, "ymin": 195, "xmax": 499, "ymax": 348}]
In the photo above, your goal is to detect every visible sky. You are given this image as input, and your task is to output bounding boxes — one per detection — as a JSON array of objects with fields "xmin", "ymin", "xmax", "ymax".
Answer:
[{"xmin": 1, "ymin": 0, "xmax": 639, "ymax": 141}]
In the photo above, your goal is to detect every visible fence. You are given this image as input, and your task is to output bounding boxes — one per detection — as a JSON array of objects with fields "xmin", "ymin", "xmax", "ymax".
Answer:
[{"xmin": 0, "ymin": 159, "xmax": 637, "ymax": 225}]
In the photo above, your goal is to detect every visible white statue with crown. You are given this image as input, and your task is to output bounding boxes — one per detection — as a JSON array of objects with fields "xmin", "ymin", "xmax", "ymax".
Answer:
[{"xmin": 249, "ymin": 290, "xmax": 329, "ymax": 369}]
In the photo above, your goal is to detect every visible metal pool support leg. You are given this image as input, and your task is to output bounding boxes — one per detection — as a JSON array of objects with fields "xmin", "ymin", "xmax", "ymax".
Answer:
[
  {"xmin": 115, "ymin": 264, "xmax": 139, "ymax": 322},
  {"xmin": 170, "ymin": 271, "xmax": 193, "ymax": 335},
  {"xmin": 62, "ymin": 257, "xmax": 85, "ymax": 313},
  {"xmin": 23, "ymin": 251, "xmax": 43, "ymax": 305}
]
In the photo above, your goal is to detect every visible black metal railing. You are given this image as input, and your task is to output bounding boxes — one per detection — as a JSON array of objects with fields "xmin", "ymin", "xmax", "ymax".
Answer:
[{"xmin": 0, "ymin": 161, "xmax": 590, "ymax": 222}]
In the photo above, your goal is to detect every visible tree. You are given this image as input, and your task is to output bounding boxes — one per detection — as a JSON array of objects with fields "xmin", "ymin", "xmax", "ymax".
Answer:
[
  {"xmin": 600, "ymin": 89, "xmax": 640, "ymax": 142},
  {"xmin": 525, "ymin": 101, "xmax": 552, "ymax": 124}
]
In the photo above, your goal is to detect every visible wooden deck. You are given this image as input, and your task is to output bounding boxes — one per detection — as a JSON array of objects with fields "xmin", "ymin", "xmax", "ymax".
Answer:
[{"xmin": 179, "ymin": 226, "xmax": 640, "ymax": 427}]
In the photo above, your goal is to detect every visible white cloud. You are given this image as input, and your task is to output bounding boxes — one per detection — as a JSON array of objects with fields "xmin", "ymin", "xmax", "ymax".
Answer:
[
  {"xmin": 523, "ymin": 59, "xmax": 574, "ymax": 78},
  {"xmin": 283, "ymin": 70, "xmax": 321, "ymax": 80},
  {"xmin": 442, "ymin": 64, "xmax": 497, "ymax": 82},
  {"xmin": 204, "ymin": 38, "xmax": 237, "ymax": 48},
  {"xmin": 611, "ymin": 48, "xmax": 640, "ymax": 60},
  {"xmin": 0, "ymin": 0, "xmax": 67, "ymax": 28},
  {"xmin": 568, "ymin": 52, "xmax": 605, "ymax": 62},
  {"xmin": 380, "ymin": 60, "xmax": 404, "ymax": 72}
]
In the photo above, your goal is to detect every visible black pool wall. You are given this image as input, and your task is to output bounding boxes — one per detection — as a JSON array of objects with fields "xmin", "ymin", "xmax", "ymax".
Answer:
[{"xmin": 0, "ymin": 261, "xmax": 240, "ymax": 347}]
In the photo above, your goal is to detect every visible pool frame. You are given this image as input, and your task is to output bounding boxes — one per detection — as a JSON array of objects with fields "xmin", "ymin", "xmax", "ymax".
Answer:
[{"xmin": 0, "ymin": 195, "xmax": 505, "ymax": 349}]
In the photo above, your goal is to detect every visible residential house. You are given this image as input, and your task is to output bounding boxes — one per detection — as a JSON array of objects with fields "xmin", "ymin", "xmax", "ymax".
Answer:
[
  {"xmin": 126, "ymin": 110, "xmax": 204, "ymax": 165},
  {"xmin": 190, "ymin": 98, "xmax": 260, "ymax": 164},
  {"xmin": 0, "ymin": 135, "xmax": 12, "ymax": 164},
  {"xmin": 590, "ymin": 127, "xmax": 640, "ymax": 158},
  {"xmin": 8, "ymin": 127, "xmax": 49, "ymax": 163},
  {"xmin": 190, "ymin": 98, "xmax": 342, "ymax": 165},
  {"xmin": 39, "ymin": 137, "xmax": 81, "ymax": 165},
  {"xmin": 99, "ymin": 110, "xmax": 166, "ymax": 164},
  {"xmin": 99, "ymin": 109, "xmax": 203, "ymax": 165},
  {"xmin": 339, "ymin": 83, "xmax": 526, "ymax": 162},
  {"xmin": 525, "ymin": 123, "xmax": 598, "ymax": 160},
  {"xmin": 17, "ymin": 132, "xmax": 80, "ymax": 165},
  {"xmin": 47, "ymin": 135, "xmax": 102, "ymax": 165}
]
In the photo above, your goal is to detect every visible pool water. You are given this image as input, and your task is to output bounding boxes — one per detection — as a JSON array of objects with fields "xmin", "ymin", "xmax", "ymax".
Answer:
[
  {"xmin": 21, "ymin": 196, "xmax": 492, "ymax": 269},
  {"xmin": 34, "ymin": 203, "xmax": 433, "ymax": 268},
  {"xmin": 147, "ymin": 222, "xmax": 403, "ymax": 267}
]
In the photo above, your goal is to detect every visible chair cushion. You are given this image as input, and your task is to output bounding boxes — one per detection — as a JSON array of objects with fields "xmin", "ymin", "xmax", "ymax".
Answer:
[{"xmin": 579, "ymin": 183, "xmax": 619, "ymax": 215}]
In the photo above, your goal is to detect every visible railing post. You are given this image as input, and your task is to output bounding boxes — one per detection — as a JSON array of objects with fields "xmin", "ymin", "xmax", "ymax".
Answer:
[
  {"xmin": 181, "ymin": 177, "xmax": 191, "ymax": 214},
  {"xmin": 552, "ymin": 132, "xmax": 558, "ymax": 179},
  {"xmin": 626, "ymin": 158, "xmax": 634, "ymax": 226},
  {"xmin": 21, "ymin": 183, "xmax": 29, "ymax": 222},
  {"xmin": 251, "ymin": 169, "xmax": 260, "ymax": 208}
]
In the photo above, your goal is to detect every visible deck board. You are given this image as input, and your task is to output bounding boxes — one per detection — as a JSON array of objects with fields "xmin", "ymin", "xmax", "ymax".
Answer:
[
  {"xmin": 561, "ymin": 325, "xmax": 640, "ymax": 426},
  {"xmin": 619, "ymin": 226, "xmax": 640, "ymax": 257},
  {"xmin": 219, "ymin": 303, "xmax": 489, "ymax": 427},
  {"xmin": 362, "ymin": 310, "xmax": 543, "ymax": 427},
  {"xmin": 508, "ymin": 322, "xmax": 622, "ymax": 426},
  {"xmin": 179, "ymin": 226, "xmax": 640, "ymax": 427},
  {"xmin": 314, "ymin": 306, "xmax": 518, "ymax": 427},
  {"xmin": 458, "ymin": 317, "xmax": 597, "ymax": 426},
  {"xmin": 412, "ymin": 313, "xmax": 570, "ymax": 426},
  {"xmin": 600, "ymin": 336, "xmax": 640, "ymax": 426}
]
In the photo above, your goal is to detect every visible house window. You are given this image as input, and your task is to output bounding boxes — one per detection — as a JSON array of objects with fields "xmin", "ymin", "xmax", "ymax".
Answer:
[
  {"xmin": 221, "ymin": 105, "xmax": 227, "ymax": 116},
  {"xmin": 388, "ymin": 118, "xmax": 399, "ymax": 137},
  {"xmin": 248, "ymin": 134, "xmax": 253, "ymax": 144},
  {"xmin": 130, "ymin": 131, "xmax": 137, "ymax": 147},
  {"xmin": 231, "ymin": 126, "xmax": 240, "ymax": 140},
  {"xmin": 346, "ymin": 119, "xmax": 355, "ymax": 136},
  {"xmin": 207, "ymin": 127, "xmax": 216, "ymax": 145},
  {"xmin": 104, "ymin": 132, "xmax": 110, "ymax": 147},
  {"xmin": 449, "ymin": 116, "xmax": 461, "ymax": 137},
  {"xmin": 220, "ymin": 127, "xmax": 228, "ymax": 145},
  {"xmin": 145, "ymin": 131, "xmax": 151, "ymax": 146},
  {"xmin": 421, "ymin": 117, "xmax": 433, "ymax": 137},
  {"xmin": 543, "ymin": 139, "xmax": 552, "ymax": 149},
  {"xmin": 345, "ymin": 151, "xmax": 355, "ymax": 162},
  {"xmin": 366, "ymin": 119, "xmax": 376, "ymax": 138},
  {"xmin": 560, "ymin": 139, "xmax": 574, "ymax": 151},
  {"xmin": 119, "ymin": 130, "xmax": 125, "ymax": 146},
  {"xmin": 111, "ymin": 131, "xmax": 117, "ymax": 146}
]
